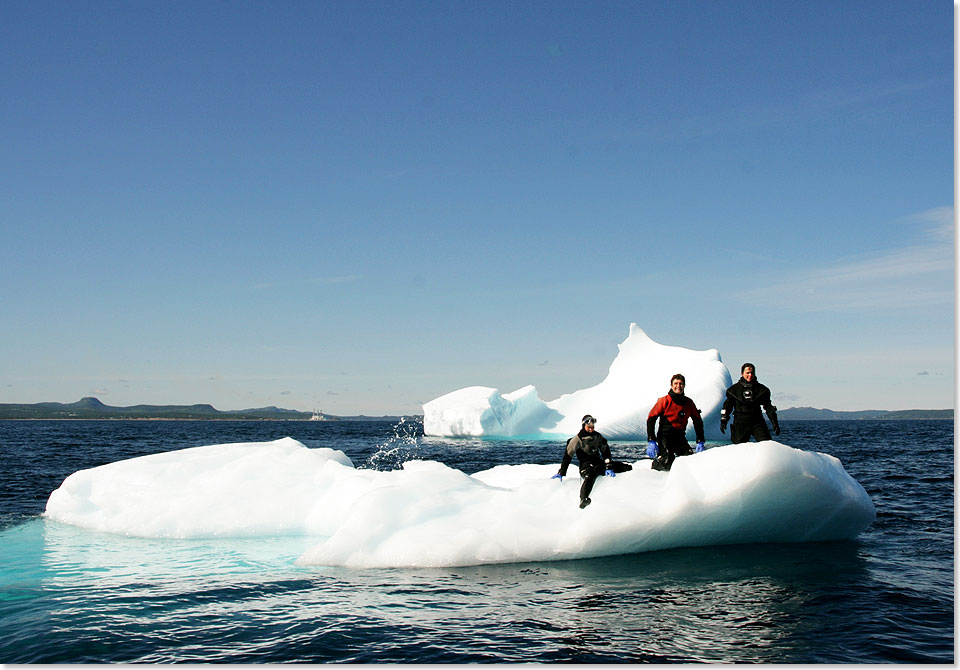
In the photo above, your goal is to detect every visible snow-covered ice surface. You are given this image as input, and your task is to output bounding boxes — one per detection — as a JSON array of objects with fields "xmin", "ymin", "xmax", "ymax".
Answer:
[
  {"xmin": 44, "ymin": 436, "xmax": 876, "ymax": 569},
  {"xmin": 423, "ymin": 323, "xmax": 733, "ymax": 440}
]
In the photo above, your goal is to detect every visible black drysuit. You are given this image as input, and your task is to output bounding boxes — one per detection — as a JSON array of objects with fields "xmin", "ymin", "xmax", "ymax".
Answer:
[
  {"xmin": 721, "ymin": 377, "xmax": 779, "ymax": 443},
  {"xmin": 558, "ymin": 429, "xmax": 632, "ymax": 503}
]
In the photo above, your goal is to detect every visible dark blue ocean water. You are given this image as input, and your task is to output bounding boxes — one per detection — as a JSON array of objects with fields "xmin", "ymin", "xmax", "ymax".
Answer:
[{"xmin": 0, "ymin": 419, "xmax": 953, "ymax": 663}]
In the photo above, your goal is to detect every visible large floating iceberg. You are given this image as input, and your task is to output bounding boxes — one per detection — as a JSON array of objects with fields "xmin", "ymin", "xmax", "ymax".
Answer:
[
  {"xmin": 423, "ymin": 323, "xmax": 733, "ymax": 440},
  {"xmin": 44, "ymin": 437, "xmax": 876, "ymax": 569}
]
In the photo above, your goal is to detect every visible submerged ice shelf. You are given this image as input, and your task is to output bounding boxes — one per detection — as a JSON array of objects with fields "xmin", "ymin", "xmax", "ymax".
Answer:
[{"xmin": 44, "ymin": 437, "xmax": 876, "ymax": 569}]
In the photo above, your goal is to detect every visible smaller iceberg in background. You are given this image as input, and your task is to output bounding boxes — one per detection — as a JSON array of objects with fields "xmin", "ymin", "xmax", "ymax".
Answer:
[
  {"xmin": 423, "ymin": 324, "xmax": 732, "ymax": 440},
  {"xmin": 420, "ymin": 385, "xmax": 561, "ymax": 438}
]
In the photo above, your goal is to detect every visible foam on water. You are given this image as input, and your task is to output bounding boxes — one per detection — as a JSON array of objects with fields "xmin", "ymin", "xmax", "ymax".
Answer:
[{"xmin": 43, "ymin": 436, "xmax": 876, "ymax": 568}]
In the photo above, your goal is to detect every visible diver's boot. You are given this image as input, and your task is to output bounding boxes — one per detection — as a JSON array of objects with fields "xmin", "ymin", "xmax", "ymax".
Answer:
[
  {"xmin": 579, "ymin": 497, "xmax": 591, "ymax": 509},
  {"xmin": 651, "ymin": 455, "xmax": 672, "ymax": 472}
]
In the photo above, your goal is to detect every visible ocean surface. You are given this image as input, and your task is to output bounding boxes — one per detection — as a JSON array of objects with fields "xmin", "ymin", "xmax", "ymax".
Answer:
[{"xmin": 0, "ymin": 419, "xmax": 953, "ymax": 663}]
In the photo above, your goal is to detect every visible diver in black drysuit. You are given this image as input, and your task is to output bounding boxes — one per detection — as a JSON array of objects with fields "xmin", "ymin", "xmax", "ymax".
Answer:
[
  {"xmin": 553, "ymin": 415, "xmax": 632, "ymax": 508},
  {"xmin": 720, "ymin": 363, "xmax": 780, "ymax": 443}
]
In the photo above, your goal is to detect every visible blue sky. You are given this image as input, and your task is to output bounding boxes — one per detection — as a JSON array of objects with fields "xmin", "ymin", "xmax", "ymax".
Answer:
[{"xmin": 1, "ymin": 0, "xmax": 953, "ymax": 414}]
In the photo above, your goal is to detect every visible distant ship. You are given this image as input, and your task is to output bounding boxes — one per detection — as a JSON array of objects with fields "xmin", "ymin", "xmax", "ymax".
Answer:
[{"xmin": 310, "ymin": 409, "xmax": 331, "ymax": 421}]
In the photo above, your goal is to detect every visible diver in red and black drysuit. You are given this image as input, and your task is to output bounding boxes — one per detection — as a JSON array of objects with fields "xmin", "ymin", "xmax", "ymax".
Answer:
[
  {"xmin": 720, "ymin": 362, "xmax": 780, "ymax": 443},
  {"xmin": 552, "ymin": 414, "xmax": 632, "ymax": 509},
  {"xmin": 646, "ymin": 373, "xmax": 705, "ymax": 471}
]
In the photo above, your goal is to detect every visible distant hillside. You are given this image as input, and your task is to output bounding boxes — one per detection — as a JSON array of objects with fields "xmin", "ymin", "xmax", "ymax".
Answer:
[
  {"xmin": 0, "ymin": 397, "xmax": 947, "ymax": 422},
  {"xmin": 0, "ymin": 397, "xmax": 409, "ymax": 421},
  {"xmin": 779, "ymin": 407, "xmax": 953, "ymax": 420}
]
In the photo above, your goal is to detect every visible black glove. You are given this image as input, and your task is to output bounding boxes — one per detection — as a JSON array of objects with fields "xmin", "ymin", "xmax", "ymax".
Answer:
[
  {"xmin": 768, "ymin": 406, "xmax": 779, "ymax": 436},
  {"xmin": 720, "ymin": 409, "xmax": 728, "ymax": 434}
]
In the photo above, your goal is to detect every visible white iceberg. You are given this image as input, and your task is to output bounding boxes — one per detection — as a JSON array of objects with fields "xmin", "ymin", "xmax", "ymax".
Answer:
[
  {"xmin": 423, "ymin": 323, "xmax": 733, "ymax": 440},
  {"xmin": 43, "ymin": 437, "xmax": 354, "ymax": 538},
  {"xmin": 44, "ymin": 437, "xmax": 876, "ymax": 569}
]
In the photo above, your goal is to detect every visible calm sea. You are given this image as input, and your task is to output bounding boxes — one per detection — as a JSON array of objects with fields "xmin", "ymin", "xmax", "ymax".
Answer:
[{"xmin": 0, "ymin": 419, "xmax": 953, "ymax": 663}]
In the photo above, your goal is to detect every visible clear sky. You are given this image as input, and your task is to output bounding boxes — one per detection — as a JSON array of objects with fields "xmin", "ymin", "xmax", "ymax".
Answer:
[{"xmin": 1, "ymin": 1, "xmax": 954, "ymax": 415}]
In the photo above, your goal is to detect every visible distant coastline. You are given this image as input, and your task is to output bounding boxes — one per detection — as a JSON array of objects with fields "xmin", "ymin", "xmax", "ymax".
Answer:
[
  {"xmin": 0, "ymin": 397, "xmax": 951, "ymax": 421},
  {"xmin": 0, "ymin": 397, "xmax": 411, "ymax": 422},
  {"xmin": 778, "ymin": 407, "xmax": 953, "ymax": 421}
]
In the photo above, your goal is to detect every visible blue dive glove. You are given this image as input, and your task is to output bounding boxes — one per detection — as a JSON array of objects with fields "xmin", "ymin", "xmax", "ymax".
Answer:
[
  {"xmin": 605, "ymin": 469, "xmax": 615, "ymax": 477},
  {"xmin": 551, "ymin": 473, "xmax": 563, "ymax": 480},
  {"xmin": 646, "ymin": 441, "xmax": 658, "ymax": 458},
  {"xmin": 695, "ymin": 441, "xmax": 705, "ymax": 453}
]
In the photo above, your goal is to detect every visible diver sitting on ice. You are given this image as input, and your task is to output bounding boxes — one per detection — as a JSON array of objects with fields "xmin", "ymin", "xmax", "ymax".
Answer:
[
  {"xmin": 552, "ymin": 414, "xmax": 632, "ymax": 509},
  {"xmin": 646, "ymin": 373, "xmax": 705, "ymax": 472}
]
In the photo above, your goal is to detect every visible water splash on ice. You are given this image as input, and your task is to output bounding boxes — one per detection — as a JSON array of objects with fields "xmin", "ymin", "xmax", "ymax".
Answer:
[{"xmin": 365, "ymin": 416, "xmax": 423, "ymax": 470}]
